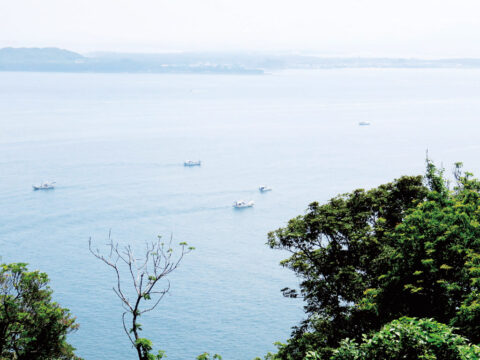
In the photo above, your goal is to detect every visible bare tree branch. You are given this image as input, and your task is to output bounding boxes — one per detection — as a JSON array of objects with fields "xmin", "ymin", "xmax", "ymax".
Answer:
[{"xmin": 89, "ymin": 233, "xmax": 193, "ymax": 360}]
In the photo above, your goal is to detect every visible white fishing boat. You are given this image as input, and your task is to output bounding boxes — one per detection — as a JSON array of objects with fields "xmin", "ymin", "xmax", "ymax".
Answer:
[
  {"xmin": 259, "ymin": 185, "xmax": 272, "ymax": 192},
  {"xmin": 359, "ymin": 121, "xmax": 371, "ymax": 126},
  {"xmin": 233, "ymin": 200, "xmax": 255, "ymax": 208},
  {"xmin": 184, "ymin": 160, "xmax": 201, "ymax": 166},
  {"xmin": 32, "ymin": 181, "xmax": 55, "ymax": 190}
]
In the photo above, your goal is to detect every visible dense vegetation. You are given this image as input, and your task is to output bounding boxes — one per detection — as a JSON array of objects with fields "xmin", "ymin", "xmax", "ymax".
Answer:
[
  {"xmin": 265, "ymin": 161, "xmax": 480, "ymax": 359},
  {"xmin": 0, "ymin": 263, "xmax": 79, "ymax": 360},
  {"xmin": 330, "ymin": 317, "xmax": 480, "ymax": 360}
]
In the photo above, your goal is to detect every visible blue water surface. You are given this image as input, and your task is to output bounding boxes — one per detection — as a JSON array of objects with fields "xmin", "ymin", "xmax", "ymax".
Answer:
[{"xmin": 1, "ymin": 69, "xmax": 480, "ymax": 359}]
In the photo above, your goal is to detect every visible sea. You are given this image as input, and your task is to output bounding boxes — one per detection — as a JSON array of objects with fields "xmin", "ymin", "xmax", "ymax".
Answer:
[{"xmin": 1, "ymin": 68, "xmax": 480, "ymax": 359}]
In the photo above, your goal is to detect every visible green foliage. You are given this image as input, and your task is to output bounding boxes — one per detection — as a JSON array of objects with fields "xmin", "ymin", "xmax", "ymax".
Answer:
[
  {"xmin": 155, "ymin": 349, "xmax": 167, "ymax": 359},
  {"xmin": 0, "ymin": 262, "xmax": 80, "ymax": 360},
  {"xmin": 330, "ymin": 317, "xmax": 480, "ymax": 360},
  {"xmin": 268, "ymin": 172, "xmax": 428, "ymax": 358},
  {"xmin": 134, "ymin": 338, "xmax": 167, "ymax": 360},
  {"xmin": 133, "ymin": 332, "xmax": 160, "ymax": 360},
  {"xmin": 196, "ymin": 352, "xmax": 222, "ymax": 360},
  {"xmin": 361, "ymin": 162, "xmax": 480, "ymax": 341},
  {"xmin": 267, "ymin": 161, "xmax": 480, "ymax": 359}
]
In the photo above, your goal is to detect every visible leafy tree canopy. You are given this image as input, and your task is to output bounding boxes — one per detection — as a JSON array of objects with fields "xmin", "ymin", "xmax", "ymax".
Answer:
[
  {"xmin": 0, "ymin": 263, "xmax": 80, "ymax": 360},
  {"xmin": 268, "ymin": 161, "xmax": 480, "ymax": 359},
  {"xmin": 331, "ymin": 317, "xmax": 480, "ymax": 360}
]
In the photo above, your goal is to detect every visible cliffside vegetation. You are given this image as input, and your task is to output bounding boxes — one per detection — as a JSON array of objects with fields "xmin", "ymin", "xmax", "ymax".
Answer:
[
  {"xmin": 0, "ymin": 263, "xmax": 80, "ymax": 360},
  {"xmin": 264, "ymin": 161, "xmax": 480, "ymax": 359}
]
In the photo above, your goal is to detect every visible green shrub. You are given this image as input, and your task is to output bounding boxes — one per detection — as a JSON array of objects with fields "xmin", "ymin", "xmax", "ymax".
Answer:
[{"xmin": 331, "ymin": 317, "xmax": 480, "ymax": 360}]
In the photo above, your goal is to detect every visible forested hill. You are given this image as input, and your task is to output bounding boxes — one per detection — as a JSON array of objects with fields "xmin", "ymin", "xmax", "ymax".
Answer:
[{"xmin": 0, "ymin": 47, "xmax": 84, "ymax": 63}]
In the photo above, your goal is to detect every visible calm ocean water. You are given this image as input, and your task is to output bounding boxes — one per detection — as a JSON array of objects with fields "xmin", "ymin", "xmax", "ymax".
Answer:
[{"xmin": 1, "ymin": 69, "xmax": 480, "ymax": 359}]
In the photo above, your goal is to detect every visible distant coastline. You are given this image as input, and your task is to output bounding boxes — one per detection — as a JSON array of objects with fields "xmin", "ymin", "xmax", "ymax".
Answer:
[
  {"xmin": 0, "ymin": 47, "xmax": 264, "ymax": 74},
  {"xmin": 3, "ymin": 47, "xmax": 480, "ymax": 74}
]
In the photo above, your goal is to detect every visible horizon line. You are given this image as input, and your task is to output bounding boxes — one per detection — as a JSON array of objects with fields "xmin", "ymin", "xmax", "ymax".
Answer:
[{"xmin": 3, "ymin": 46, "xmax": 480, "ymax": 61}]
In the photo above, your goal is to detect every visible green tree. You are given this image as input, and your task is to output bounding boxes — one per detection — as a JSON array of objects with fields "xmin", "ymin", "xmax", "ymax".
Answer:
[
  {"xmin": 267, "ymin": 173, "xmax": 428, "ymax": 358},
  {"xmin": 267, "ymin": 161, "xmax": 480, "ymax": 359},
  {"xmin": 331, "ymin": 317, "xmax": 480, "ymax": 360},
  {"xmin": 196, "ymin": 352, "xmax": 222, "ymax": 360},
  {"xmin": 0, "ymin": 263, "xmax": 80, "ymax": 360},
  {"xmin": 359, "ymin": 162, "xmax": 480, "ymax": 341}
]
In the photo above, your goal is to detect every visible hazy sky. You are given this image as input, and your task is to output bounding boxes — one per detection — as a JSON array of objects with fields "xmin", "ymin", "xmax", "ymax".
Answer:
[{"xmin": 1, "ymin": 0, "xmax": 480, "ymax": 57}]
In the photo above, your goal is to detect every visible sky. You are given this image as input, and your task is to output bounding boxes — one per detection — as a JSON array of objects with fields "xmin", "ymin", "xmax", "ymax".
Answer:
[{"xmin": 1, "ymin": 0, "xmax": 480, "ymax": 57}]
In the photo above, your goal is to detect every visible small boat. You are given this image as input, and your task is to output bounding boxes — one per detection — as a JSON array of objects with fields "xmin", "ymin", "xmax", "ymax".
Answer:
[
  {"xmin": 33, "ymin": 181, "xmax": 55, "ymax": 190},
  {"xmin": 233, "ymin": 200, "xmax": 255, "ymax": 208},
  {"xmin": 184, "ymin": 160, "xmax": 201, "ymax": 166},
  {"xmin": 259, "ymin": 186, "xmax": 272, "ymax": 192},
  {"xmin": 358, "ymin": 121, "xmax": 371, "ymax": 126}
]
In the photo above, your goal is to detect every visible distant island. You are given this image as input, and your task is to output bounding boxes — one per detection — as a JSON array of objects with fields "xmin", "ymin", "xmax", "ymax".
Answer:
[
  {"xmin": 0, "ymin": 47, "xmax": 263, "ymax": 74},
  {"xmin": 3, "ymin": 47, "xmax": 480, "ymax": 74}
]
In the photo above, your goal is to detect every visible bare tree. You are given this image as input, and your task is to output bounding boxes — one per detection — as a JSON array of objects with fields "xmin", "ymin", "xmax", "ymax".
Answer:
[{"xmin": 89, "ymin": 232, "xmax": 194, "ymax": 360}]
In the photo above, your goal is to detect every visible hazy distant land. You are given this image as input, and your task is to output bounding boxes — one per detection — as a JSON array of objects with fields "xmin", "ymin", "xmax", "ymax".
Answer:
[
  {"xmin": 3, "ymin": 47, "xmax": 480, "ymax": 74},
  {"xmin": 0, "ymin": 47, "xmax": 263, "ymax": 74}
]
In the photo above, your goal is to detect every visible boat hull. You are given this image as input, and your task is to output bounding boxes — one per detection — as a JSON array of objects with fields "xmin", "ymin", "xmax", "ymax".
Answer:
[
  {"xmin": 33, "ymin": 186, "xmax": 54, "ymax": 190},
  {"xmin": 233, "ymin": 201, "xmax": 255, "ymax": 208},
  {"xmin": 184, "ymin": 161, "xmax": 201, "ymax": 166}
]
